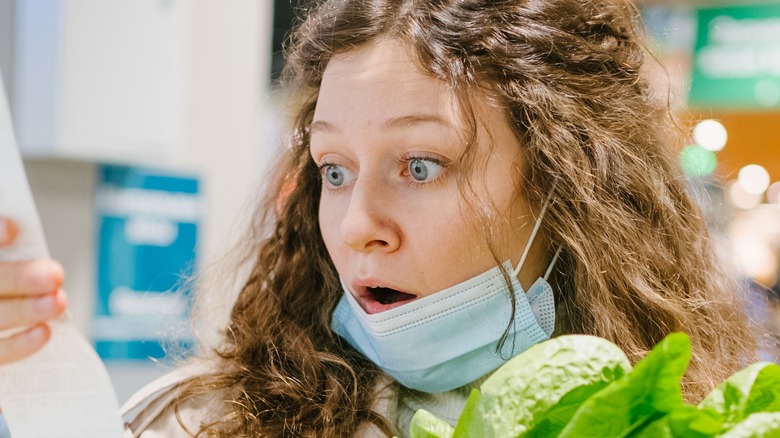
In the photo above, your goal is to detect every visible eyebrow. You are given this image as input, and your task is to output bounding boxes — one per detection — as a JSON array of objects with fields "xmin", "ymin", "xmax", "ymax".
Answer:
[{"xmin": 310, "ymin": 114, "xmax": 453, "ymax": 135}]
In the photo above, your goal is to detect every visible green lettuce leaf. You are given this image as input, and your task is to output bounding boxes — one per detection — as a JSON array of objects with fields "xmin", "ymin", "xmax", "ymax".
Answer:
[
  {"xmin": 633, "ymin": 405, "xmax": 722, "ymax": 438},
  {"xmin": 557, "ymin": 333, "xmax": 691, "ymax": 437},
  {"xmin": 700, "ymin": 362, "xmax": 780, "ymax": 432},
  {"xmin": 665, "ymin": 406, "xmax": 723, "ymax": 437},
  {"xmin": 524, "ymin": 380, "xmax": 615, "ymax": 437},
  {"xmin": 410, "ymin": 409, "xmax": 454, "ymax": 438},
  {"xmin": 717, "ymin": 412, "xmax": 780, "ymax": 438},
  {"xmin": 632, "ymin": 414, "xmax": 674, "ymax": 438},
  {"xmin": 462, "ymin": 335, "xmax": 632, "ymax": 437},
  {"xmin": 407, "ymin": 332, "xmax": 780, "ymax": 438},
  {"xmin": 452, "ymin": 389, "xmax": 481, "ymax": 438}
]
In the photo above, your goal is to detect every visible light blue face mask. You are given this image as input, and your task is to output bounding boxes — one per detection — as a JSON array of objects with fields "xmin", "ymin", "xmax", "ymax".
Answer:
[{"xmin": 331, "ymin": 202, "xmax": 561, "ymax": 393}]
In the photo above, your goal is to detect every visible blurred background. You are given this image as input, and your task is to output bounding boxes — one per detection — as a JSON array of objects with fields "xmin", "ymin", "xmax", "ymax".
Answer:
[{"xmin": 0, "ymin": 0, "xmax": 777, "ymax": 404}]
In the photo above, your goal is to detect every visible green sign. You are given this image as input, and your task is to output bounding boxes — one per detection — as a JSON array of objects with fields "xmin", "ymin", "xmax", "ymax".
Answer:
[{"xmin": 690, "ymin": 4, "xmax": 780, "ymax": 109}]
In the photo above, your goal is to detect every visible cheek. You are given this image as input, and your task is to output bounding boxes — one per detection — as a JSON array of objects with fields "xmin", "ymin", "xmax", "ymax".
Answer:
[
  {"xmin": 410, "ymin": 211, "xmax": 497, "ymax": 293},
  {"xmin": 318, "ymin": 196, "xmax": 342, "ymax": 258},
  {"xmin": 452, "ymin": 186, "xmax": 524, "ymax": 263},
  {"xmin": 425, "ymin": 205, "xmax": 489, "ymax": 264}
]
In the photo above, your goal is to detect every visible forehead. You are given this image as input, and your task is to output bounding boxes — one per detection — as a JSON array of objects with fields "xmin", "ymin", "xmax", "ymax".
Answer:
[{"xmin": 314, "ymin": 39, "xmax": 460, "ymax": 126}]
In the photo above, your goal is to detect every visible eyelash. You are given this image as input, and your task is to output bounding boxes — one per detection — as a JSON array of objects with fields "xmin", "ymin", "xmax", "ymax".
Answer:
[
  {"xmin": 317, "ymin": 160, "xmax": 351, "ymax": 194},
  {"xmin": 316, "ymin": 154, "xmax": 450, "ymax": 191},
  {"xmin": 399, "ymin": 154, "xmax": 448, "ymax": 188}
]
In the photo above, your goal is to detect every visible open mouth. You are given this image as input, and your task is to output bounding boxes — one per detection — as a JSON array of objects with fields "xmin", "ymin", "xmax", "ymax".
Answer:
[
  {"xmin": 360, "ymin": 286, "xmax": 417, "ymax": 314},
  {"xmin": 369, "ymin": 287, "xmax": 417, "ymax": 305}
]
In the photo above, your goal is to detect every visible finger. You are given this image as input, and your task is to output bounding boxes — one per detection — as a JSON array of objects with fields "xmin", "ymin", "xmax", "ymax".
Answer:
[
  {"xmin": 0, "ymin": 259, "xmax": 65, "ymax": 297},
  {"xmin": 0, "ymin": 217, "xmax": 19, "ymax": 247},
  {"xmin": 0, "ymin": 289, "xmax": 67, "ymax": 331},
  {"xmin": 0, "ymin": 323, "xmax": 51, "ymax": 365}
]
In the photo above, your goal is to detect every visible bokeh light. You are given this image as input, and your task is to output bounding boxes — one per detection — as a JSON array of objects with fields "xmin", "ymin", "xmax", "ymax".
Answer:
[
  {"xmin": 737, "ymin": 164, "xmax": 771, "ymax": 195},
  {"xmin": 692, "ymin": 119, "xmax": 728, "ymax": 152},
  {"xmin": 727, "ymin": 180, "xmax": 762, "ymax": 209},
  {"xmin": 733, "ymin": 237, "xmax": 778, "ymax": 288},
  {"xmin": 767, "ymin": 181, "xmax": 780, "ymax": 204},
  {"xmin": 679, "ymin": 144, "xmax": 717, "ymax": 177}
]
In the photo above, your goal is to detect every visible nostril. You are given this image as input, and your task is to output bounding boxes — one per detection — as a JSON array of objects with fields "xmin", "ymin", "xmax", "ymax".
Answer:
[
  {"xmin": 366, "ymin": 239, "xmax": 390, "ymax": 248},
  {"xmin": 340, "ymin": 219, "xmax": 397, "ymax": 252}
]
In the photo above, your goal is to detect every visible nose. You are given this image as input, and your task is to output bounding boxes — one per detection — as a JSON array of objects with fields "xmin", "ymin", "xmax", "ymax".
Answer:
[{"xmin": 340, "ymin": 176, "xmax": 401, "ymax": 253}]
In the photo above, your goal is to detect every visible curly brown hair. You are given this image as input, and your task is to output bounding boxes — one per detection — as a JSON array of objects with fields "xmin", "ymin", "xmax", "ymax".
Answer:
[{"xmin": 177, "ymin": 0, "xmax": 758, "ymax": 436}]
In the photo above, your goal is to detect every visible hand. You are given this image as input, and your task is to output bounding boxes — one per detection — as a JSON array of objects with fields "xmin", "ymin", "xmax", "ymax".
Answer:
[{"xmin": 0, "ymin": 217, "xmax": 68, "ymax": 365}]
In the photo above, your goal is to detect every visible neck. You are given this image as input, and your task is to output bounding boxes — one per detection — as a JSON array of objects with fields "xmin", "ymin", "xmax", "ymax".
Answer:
[{"xmin": 515, "ymin": 241, "xmax": 547, "ymax": 291}]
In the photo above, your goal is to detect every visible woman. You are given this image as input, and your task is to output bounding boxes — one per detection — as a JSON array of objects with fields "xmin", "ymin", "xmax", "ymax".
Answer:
[{"xmin": 1, "ymin": 0, "xmax": 758, "ymax": 436}]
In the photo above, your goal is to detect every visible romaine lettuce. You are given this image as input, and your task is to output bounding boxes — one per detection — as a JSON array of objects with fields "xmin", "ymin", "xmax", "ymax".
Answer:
[{"xmin": 408, "ymin": 333, "xmax": 780, "ymax": 438}]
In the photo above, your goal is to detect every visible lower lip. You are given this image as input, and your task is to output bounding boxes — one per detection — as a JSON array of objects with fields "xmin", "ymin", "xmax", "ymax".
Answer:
[{"xmin": 358, "ymin": 295, "xmax": 417, "ymax": 314}]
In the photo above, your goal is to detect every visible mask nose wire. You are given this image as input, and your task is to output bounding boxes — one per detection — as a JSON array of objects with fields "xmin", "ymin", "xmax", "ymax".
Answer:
[{"xmin": 512, "ymin": 188, "xmax": 557, "ymax": 279}]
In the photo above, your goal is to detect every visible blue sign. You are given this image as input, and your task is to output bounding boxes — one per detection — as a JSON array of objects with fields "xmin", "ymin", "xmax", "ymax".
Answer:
[{"xmin": 93, "ymin": 165, "xmax": 200, "ymax": 360}]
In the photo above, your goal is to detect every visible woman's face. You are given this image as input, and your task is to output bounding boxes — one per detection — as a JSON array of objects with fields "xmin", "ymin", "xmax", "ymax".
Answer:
[{"xmin": 311, "ymin": 39, "xmax": 544, "ymax": 314}]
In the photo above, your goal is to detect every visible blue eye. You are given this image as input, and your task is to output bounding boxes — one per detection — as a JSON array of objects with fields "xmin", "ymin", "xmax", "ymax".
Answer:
[
  {"xmin": 321, "ymin": 163, "xmax": 354, "ymax": 187},
  {"xmin": 408, "ymin": 158, "xmax": 443, "ymax": 182}
]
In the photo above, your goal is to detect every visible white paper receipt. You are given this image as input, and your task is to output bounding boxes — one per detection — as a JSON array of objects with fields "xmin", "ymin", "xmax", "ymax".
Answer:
[{"xmin": 0, "ymin": 72, "xmax": 124, "ymax": 436}]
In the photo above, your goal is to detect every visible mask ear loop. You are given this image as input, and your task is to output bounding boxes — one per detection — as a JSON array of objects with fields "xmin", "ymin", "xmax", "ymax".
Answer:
[
  {"xmin": 512, "ymin": 188, "xmax": 556, "ymax": 279},
  {"xmin": 544, "ymin": 246, "xmax": 563, "ymax": 281}
]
